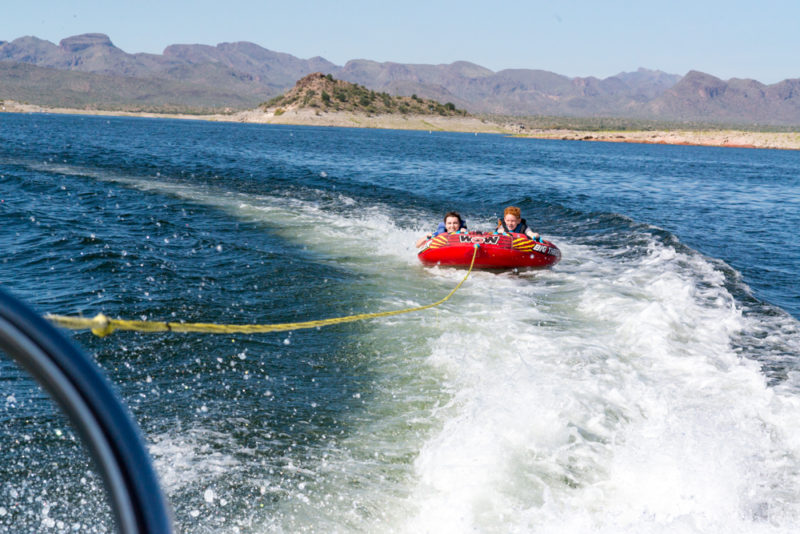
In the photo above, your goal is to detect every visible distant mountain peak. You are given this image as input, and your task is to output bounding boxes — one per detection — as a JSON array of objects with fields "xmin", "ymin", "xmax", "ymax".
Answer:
[
  {"xmin": 683, "ymin": 70, "xmax": 721, "ymax": 80},
  {"xmin": 59, "ymin": 33, "xmax": 116, "ymax": 53}
]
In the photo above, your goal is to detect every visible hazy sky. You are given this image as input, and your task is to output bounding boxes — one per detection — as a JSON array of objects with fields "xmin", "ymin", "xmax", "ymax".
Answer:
[{"xmin": 3, "ymin": 0, "xmax": 798, "ymax": 84}]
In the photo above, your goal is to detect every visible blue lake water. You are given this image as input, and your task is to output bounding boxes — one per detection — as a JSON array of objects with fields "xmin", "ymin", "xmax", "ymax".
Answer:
[{"xmin": 1, "ymin": 113, "xmax": 799, "ymax": 532}]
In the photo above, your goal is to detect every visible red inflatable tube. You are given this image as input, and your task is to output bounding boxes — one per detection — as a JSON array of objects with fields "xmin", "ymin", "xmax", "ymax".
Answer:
[{"xmin": 418, "ymin": 231, "xmax": 561, "ymax": 269}]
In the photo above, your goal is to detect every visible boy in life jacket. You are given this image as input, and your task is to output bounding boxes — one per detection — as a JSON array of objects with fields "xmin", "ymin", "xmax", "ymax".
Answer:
[
  {"xmin": 415, "ymin": 211, "xmax": 467, "ymax": 247},
  {"xmin": 496, "ymin": 206, "xmax": 541, "ymax": 241}
]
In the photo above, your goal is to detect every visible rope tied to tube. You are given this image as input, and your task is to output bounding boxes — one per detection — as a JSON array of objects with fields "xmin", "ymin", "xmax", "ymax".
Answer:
[{"xmin": 46, "ymin": 245, "xmax": 479, "ymax": 337}]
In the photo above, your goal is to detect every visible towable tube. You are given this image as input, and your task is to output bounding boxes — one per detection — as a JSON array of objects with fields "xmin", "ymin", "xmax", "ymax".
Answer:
[{"xmin": 418, "ymin": 231, "xmax": 561, "ymax": 269}]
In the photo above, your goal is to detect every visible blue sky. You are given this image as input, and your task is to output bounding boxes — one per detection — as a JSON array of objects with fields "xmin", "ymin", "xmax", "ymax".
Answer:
[{"xmin": 3, "ymin": 0, "xmax": 798, "ymax": 84}]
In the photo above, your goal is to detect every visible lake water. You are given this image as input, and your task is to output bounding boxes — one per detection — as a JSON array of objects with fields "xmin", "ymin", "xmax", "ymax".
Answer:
[{"xmin": 1, "ymin": 113, "xmax": 800, "ymax": 533}]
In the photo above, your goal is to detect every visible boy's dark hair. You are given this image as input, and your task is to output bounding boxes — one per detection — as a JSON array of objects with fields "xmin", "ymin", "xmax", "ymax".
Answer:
[{"xmin": 444, "ymin": 211, "xmax": 463, "ymax": 224}]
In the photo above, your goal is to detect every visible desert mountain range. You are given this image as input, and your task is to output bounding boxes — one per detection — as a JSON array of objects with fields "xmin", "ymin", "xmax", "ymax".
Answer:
[{"xmin": 2, "ymin": 33, "xmax": 800, "ymax": 125}]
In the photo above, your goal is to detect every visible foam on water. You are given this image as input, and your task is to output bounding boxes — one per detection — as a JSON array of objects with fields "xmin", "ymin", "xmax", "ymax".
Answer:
[
  {"xmin": 17, "ymin": 165, "xmax": 800, "ymax": 532},
  {"xmin": 193, "ymin": 180, "xmax": 800, "ymax": 533},
  {"xmin": 397, "ymin": 237, "xmax": 800, "ymax": 533}
]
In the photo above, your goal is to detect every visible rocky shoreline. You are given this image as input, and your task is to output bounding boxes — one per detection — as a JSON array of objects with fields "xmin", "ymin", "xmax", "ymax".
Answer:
[{"xmin": 3, "ymin": 100, "xmax": 799, "ymax": 150}]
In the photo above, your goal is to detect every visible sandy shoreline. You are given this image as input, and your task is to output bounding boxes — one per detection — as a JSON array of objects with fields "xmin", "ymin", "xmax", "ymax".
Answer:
[
  {"xmin": 517, "ymin": 128, "xmax": 800, "ymax": 150},
  {"xmin": 3, "ymin": 100, "xmax": 799, "ymax": 150}
]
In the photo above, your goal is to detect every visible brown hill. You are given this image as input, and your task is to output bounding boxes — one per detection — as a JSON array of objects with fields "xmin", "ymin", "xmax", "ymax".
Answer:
[
  {"xmin": 261, "ymin": 73, "xmax": 467, "ymax": 116},
  {"xmin": 164, "ymin": 41, "xmax": 335, "ymax": 89},
  {"xmin": 0, "ymin": 61, "xmax": 259, "ymax": 110},
  {"xmin": 645, "ymin": 71, "xmax": 800, "ymax": 124}
]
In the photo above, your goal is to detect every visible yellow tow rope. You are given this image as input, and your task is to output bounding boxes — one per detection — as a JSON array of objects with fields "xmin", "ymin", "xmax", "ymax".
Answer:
[{"xmin": 46, "ymin": 246, "xmax": 479, "ymax": 338}]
